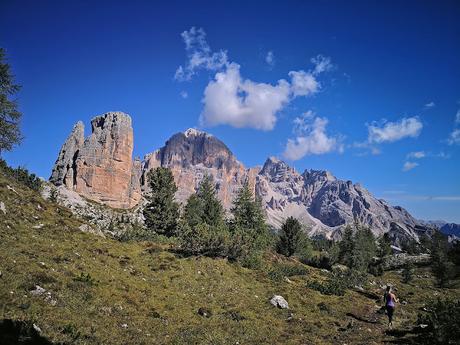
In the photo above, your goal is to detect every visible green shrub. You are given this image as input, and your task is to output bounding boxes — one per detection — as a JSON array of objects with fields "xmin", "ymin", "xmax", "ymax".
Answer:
[
  {"xmin": 402, "ymin": 262, "xmax": 414, "ymax": 283},
  {"xmin": 307, "ymin": 269, "xmax": 367, "ymax": 296},
  {"xmin": 178, "ymin": 223, "xmax": 231, "ymax": 258},
  {"xmin": 0, "ymin": 158, "xmax": 42, "ymax": 191},
  {"xmin": 268, "ymin": 262, "xmax": 308, "ymax": 282},
  {"xmin": 417, "ymin": 298, "xmax": 460, "ymax": 344}
]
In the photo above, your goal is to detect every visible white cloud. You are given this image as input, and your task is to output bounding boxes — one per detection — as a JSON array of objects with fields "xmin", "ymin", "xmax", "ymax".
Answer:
[
  {"xmin": 288, "ymin": 70, "xmax": 320, "ymax": 97},
  {"xmin": 180, "ymin": 91, "xmax": 188, "ymax": 99},
  {"xmin": 265, "ymin": 51, "xmax": 275, "ymax": 68},
  {"xmin": 283, "ymin": 113, "xmax": 343, "ymax": 160},
  {"xmin": 200, "ymin": 63, "xmax": 291, "ymax": 130},
  {"xmin": 456, "ymin": 109, "xmax": 460, "ymax": 124},
  {"xmin": 367, "ymin": 117, "xmax": 423, "ymax": 143},
  {"xmin": 175, "ymin": 27, "xmax": 228, "ymax": 81},
  {"xmin": 177, "ymin": 27, "xmax": 332, "ymax": 131},
  {"xmin": 407, "ymin": 151, "xmax": 425, "ymax": 159},
  {"xmin": 310, "ymin": 54, "xmax": 333, "ymax": 75},
  {"xmin": 447, "ymin": 128, "xmax": 460, "ymax": 145},
  {"xmin": 402, "ymin": 161, "xmax": 419, "ymax": 172},
  {"xmin": 424, "ymin": 101, "xmax": 435, "ymax": 109}
]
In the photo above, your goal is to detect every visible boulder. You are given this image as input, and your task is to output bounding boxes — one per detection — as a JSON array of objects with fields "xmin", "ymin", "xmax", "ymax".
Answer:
[{"xmin": 270, "ymin": 295, "xmax": 289, "ymax": 309}]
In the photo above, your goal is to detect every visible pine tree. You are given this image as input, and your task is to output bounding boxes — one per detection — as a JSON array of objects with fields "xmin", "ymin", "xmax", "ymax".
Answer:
[
  {"xmin": 277, "ymin": 217, "xmax": 303, "ymax": 257},
  {"xmin": 402, "ymin": 262, "xmax": 414, "ymax": 283},
  {"xmin": 378, "ymin": 233, "xmax": 393, "ymax": 258},
  {"xmin": 182, "ymin": 193, "xmax": 203, "ymax": 228},
  {"xmin": 196, "ymin": 174, "xmax": 224, "ymax": 227},
  {"xmin": 143, "ymin": 167, "xmax": 179, "ymax": 236},
  {"xmin": 351, "ymin": 225, "xmax": 377, "ymax": 272},
  {"xmin": 0, "ymin": 48, "xmax": 22, "ymax": 154},
  {"xmin": 230, "ymin": 180, "xmax": 269, "ymax": 250},
  {"xmin": 338, "ymin": 225, "xmax": 354, "ymax": 267},
  {"xmin": 431, "ymin": 231, "xmax": 452, "ymax": 288}
]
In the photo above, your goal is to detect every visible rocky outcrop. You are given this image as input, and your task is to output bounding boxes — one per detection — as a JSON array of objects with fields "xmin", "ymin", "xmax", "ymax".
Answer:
[
  {"xmin": 51, "ymin": 115, "xmax": 433, "ymax": 241},
  {"xmin": 49, "ymin": 121, "xmax": 84, "ymax": 187},
  {"xmin": 50, "ymin": 112, "xmax": 141, "ymax": 209},
  {"xmin": 257, "ymin": 157, "xmax": 430, "ymax": 239}
]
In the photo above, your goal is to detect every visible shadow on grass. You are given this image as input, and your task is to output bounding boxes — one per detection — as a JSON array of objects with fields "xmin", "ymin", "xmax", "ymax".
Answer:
[{"xmin": 0, "ymin": 319, "xmax": 60, "ymax": 345}]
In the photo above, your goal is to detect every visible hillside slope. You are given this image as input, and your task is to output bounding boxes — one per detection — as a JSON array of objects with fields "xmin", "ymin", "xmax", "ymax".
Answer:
[{"xmin": 1, "ymin": 172, "xmax": 457, "ymax": 345}]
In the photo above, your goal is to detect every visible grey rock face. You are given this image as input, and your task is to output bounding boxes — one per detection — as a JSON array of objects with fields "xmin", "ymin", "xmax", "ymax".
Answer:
[
  {"xmin": 49, "ymin": 121, "xmax": 84, "ymax": 187},
  {"xmin": 256, "ymin": 157, "xmax": 431, "ymax": 240},
  {"xmin": 141, "ymin": 128, "xmax": 257, "ymax": 209}
]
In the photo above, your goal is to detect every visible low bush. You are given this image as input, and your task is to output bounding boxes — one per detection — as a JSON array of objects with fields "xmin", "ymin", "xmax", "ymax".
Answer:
[
  {"xmin": 417, "ymin": 298, "xmax": 460, "ymax": 344},
  {"xmin": 0, "ymin": 158, "xmax": 42, "ymax": 191},
  {"xmin": 268, "ymin": 262, "xmax": 309, "ymax": 282}
]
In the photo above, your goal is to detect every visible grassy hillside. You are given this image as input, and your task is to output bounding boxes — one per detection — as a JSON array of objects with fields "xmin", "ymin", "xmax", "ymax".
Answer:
[{"xmin": 0, "ymin": 172, "xmax": 459, "ymax": 345}]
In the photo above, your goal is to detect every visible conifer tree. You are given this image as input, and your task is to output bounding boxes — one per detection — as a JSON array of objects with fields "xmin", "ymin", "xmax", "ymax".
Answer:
[
  {"xmin": 182, "ymin": 193, "xmax": 203, "ymax": 228},
  {"xmin": 338, "ymin": 225, "xmax": 354, "ymax": 267},
  {"xmin": 351, "ymin": 225, "xmax": 377, "ymax": 272},
  {"xmin": 230, "ymin": 180, "xmax": 269, "ymax": 249},
  {"xmin": 277, "ymin": 217, "xmax": 303, "ymax": 257},
  {"xmin": 196, "ymin": 174, "xmax": 224, "ymax": 227},
  {"xmin": 378, "ymin": 232, "xmax": 393, "ymax": 258},
  {"xmin": 431, "ymin": 231, "xmax": 452, "ymax": 287},
  {"xmin": 143, "ymin": 167, "xmax": 179, "ymax": 236},
  {"xmin": 0, "ymin": 48, "xmax": 22, "ymax": 154}
]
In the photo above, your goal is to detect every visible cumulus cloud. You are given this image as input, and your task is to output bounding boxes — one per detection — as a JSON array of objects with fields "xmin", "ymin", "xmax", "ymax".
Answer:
[
  {"xmin": 311, "ymin": 54, "xmax": 333, "ymax": 75},
  {"xmin": 175, "ymin": 27, "xmax": 228, "ymax": 81},
  {"xmin": 180, "ymin": 91, "xmax": 188, "ymax": 99},
  {"xmin": 288, "ymin": 70, "xmax": 320, "ymax": 97},
  {"xmin": 402, "ymin": 161, "xmax": 419, "ymax": 172},
  {"xmin": 283, "ymin": 112, "xmax": 343, "ymax": 160},
  {"xmin": 176, "ymin": 27, "xmax": 333, "ymax": 130},
  {"xmin": 265, "ymin": 51, "xmax": 275, "ymax": 68},
  {"xmin": 367, "ymin": 117, "xmax": 423, "ymax": 144},
  {"xmin": 407, "ymin": 151, "xmax": 426, "ymax": 159},
  {"xmin": 200, "ymin": 63, "xmax": 291, "ymax": 130}
]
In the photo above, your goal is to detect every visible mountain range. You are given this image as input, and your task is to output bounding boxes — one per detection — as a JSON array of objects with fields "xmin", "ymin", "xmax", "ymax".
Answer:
[{"xmin": 50, "ymin": 111, "xmax": 435, "ymax": 242}]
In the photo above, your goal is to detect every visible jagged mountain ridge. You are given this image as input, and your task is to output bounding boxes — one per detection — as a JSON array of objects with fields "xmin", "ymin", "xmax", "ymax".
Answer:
[{"xmin": 50, "ymin": 112, "xmax": 432, "ymax": 240}]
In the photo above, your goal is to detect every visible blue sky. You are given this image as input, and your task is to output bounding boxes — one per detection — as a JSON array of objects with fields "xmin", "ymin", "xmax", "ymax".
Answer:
[{"xmin": 1, "ymin": 0, "xmax": 459, "ymax": 222}]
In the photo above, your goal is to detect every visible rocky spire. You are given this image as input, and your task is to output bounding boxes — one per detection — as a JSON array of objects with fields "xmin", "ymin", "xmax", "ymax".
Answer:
[
  {"xmin": 49, "ymin": 121, "xmax": 84, "ymax": 187},
  {"xmin": 50, "ymin": 112, "xmax": 141, "ymax": 209}
]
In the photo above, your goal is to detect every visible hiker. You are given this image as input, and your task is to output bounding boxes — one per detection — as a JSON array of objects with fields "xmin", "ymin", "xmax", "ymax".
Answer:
[{"xmin": 383, "ymin": 285, "xmax": 399, "ymax": 328}]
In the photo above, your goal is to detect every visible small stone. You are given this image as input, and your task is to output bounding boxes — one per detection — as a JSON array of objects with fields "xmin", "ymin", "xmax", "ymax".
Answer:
[
  {"xmin": 32, "ymin": 224, "xmax": 44, "ymax": 229},
  {"xmin": 402, "ymin": 300, "xmax": 408, "ymax": 305},
  {"xmin": 270, "ymin": 295, "xmax": 289, "ymax": 309},
  {"xmin": 33, "ymin": 324, "xmax": 42, "ymax": 333},
  {"xmin": 30, "ymin": 285, "xmax": 46, "ymax": 296},
  {"xmin": 0, "ymin": 201, "xmax": 6, "ymax": 214},
  {"xmin": 121, "ymin": 323, "xmax": 128, "ymax": 329}
]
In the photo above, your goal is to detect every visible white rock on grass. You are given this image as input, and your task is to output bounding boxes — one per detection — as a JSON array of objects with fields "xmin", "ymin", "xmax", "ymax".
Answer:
[
  {"xmin": 270, "ymin": 295, "xmax": 289, "ymax": 309},
  {"xmin": 0, "ymin": 201, "xmax": 6, "ymax": 214},
  {"xmin": 30, "ymin": 285, "xmax": 46, "ymax": 296}
]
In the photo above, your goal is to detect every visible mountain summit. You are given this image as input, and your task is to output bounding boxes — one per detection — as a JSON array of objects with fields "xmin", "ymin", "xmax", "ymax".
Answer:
[{"xmin": 50, "ymin": 112, "xmax": 432, "ymax": 241}]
